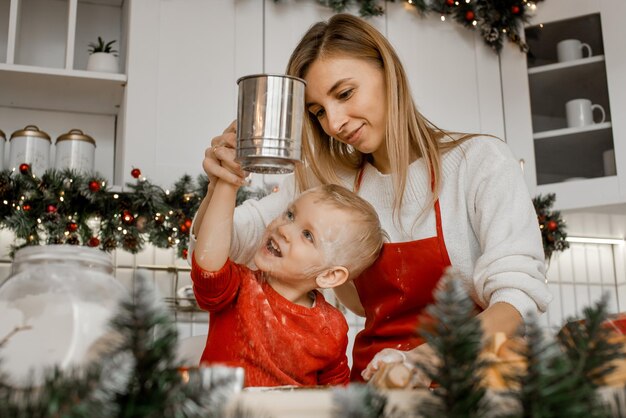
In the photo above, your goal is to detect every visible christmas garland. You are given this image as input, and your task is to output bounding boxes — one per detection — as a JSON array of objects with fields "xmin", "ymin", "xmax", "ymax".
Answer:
[
  {"xmin": 0, "ymin": 165, "xmax": 269, "ymax": 259},
  {"xmin": 0, "ymin": 166, "xmax": 567, "ymax": 262},
  {"xmin": 277, "ymin": 0, "xmax": 545, "ymax": 52},
  {"xmin": 532, "ymin": 193, "xmax": 569, "ymax": 260}
]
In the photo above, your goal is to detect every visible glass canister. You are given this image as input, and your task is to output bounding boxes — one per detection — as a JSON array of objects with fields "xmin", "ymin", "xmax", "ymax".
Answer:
[
  {"xmin": 8, "ymin": 125, "xmax": 51, "ymax": 177},
  {"xmin": 0, "ymin": 129, "xmax": 5, "ymax": 170},
  {"xmin": 0, "ymin": 245, "xmax": 127, "ymax": 386},
  {"xmin": 55, "ymin": 129, "xmax": 96, "ymax": 173}
]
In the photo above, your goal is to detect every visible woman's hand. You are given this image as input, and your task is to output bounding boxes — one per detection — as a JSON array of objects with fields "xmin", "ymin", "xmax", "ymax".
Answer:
[
  {"xmin": 363, "ymin": 345, "xmax": 437, "ymax": 389},
  {"xmin": 203, "ymin": 120, "xmax": 247, "ymax": 187}
]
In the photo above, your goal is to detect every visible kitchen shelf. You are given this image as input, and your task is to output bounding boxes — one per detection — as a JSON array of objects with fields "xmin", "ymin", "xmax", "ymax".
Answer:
[
  {"xmin": 528, "ymin": 54, "xmax": 605, "ymax": 75},
  {"xmin": 0, "ymin": 63, "xmax": 126, "ymax": 115},
  {"xmin": 533, "ymin": 121, "xmax": 612, "ymax": 140}
]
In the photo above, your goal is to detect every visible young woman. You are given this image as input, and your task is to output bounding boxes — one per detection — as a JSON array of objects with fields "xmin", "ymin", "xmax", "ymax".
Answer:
[{"xmin": 190, "ymin": 13, "xmax": 551, "ymax": 384}]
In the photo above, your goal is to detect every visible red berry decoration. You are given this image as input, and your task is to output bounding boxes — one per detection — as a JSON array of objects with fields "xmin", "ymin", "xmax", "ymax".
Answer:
[
  {"xmin": 131, "ymin": 168, "xmax": 141, "ymax": 179},
  {"xmin": 19, "ymin": 163, "xmax": 30, "ymax": 174},
  {"xmin": 182, "ymin": 248, "xmax": 188, "ymax": 259},
  {"xmin": 184, "ymin": 219, "xmax": 192, "ymax": 229},
  {"xmin": 547, "ymin": 220, "xmax": 558, "ymax": 231},
  {"xmin": 511, "ymin": 5, "xmax": 521, "ymax": 14},
  {"xmin": 180, "ymin": 223, "xmax": 189, "ymax": 234},
  {"xmin": 122, "ymin": 210, "xmax": 134, "ymax": 224},
  {"xmin": 89, "ymin": 180, "xmax": 101, "ymax": 192},
  {"xmin": 88, "ymin": 237, "xmax": 100, "ymax": 247},
  {"xmin": 46, "ymin": 204, "xmax": 57, "ymax": 214},
  {"xmin": 446, "ymin": 0, "xmax": 454, "ymax": 5},
  {"xmin": 23, "ymin": 204, "xmax": 31, "ymax": 211},
  {"xmin": 465, "ymin": 10, "xmax": 475, "ymax": 21},
  {"xmin": 67, "ymin": 222, "xmax": 78, "ymax": 232}
]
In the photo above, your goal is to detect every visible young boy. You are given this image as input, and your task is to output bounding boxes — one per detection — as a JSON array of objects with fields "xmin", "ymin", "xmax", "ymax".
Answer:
[{"xmin": 190, "ymin": 179, "xmax": 385, "ymax": 387}]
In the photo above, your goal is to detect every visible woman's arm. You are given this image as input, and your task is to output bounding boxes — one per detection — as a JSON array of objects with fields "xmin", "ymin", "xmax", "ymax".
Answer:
[{"xmin": 333, "ymin": 281, "xmax": 365, "ymax": 317}]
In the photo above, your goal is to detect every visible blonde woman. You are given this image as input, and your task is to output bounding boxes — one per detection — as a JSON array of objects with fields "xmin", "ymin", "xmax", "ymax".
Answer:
[{"xmin": 190, "ymin": 13, "xmax": 551, "ymax": 385}]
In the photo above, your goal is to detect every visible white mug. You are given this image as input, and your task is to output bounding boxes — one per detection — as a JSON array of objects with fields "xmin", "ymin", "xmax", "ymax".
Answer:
[
  {"xmin": 557, "ymin": 39, "xmax": 592, "ymax": 62},
  {"xmin": 603, "ymin": 149, "xmax": 616, "ymax": 176},
  {"xmin": 566, "ymin": 98, "xmax": 606, "ymax": 128}
]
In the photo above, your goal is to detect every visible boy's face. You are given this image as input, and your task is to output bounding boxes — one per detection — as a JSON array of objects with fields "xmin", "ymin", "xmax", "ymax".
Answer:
[{"xmin": 253, "ymin": 190, "xmax": 352, "ymax": 284}]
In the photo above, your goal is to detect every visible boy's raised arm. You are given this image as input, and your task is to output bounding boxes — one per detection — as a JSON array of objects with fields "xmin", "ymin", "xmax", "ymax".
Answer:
[{"xmin": 193, "ymin": 179, "xmax": 239, "ymax": 272}]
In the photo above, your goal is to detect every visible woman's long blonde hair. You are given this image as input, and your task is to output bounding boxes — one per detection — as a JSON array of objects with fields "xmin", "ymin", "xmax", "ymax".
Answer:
[{"xmin": 286, "ymin": 14, "xmax": 471, "ymax": 223}]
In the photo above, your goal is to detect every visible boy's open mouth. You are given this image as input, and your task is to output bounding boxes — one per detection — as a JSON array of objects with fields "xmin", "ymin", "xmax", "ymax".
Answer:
[{"xmin": 266, "ymin": 238, "xmax": 282, "ymax": 257}]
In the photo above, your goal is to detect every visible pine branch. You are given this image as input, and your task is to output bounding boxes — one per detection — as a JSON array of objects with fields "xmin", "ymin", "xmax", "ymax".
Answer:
[
  {"xmin": 557, "ymin": 294, "xmax": 626, "ymax": 388},
  {"xmin": 416, "ymin": 270, "xmax": 490, "ymax": 418},
  {"xmin": 331, "ymin": 384, "xmax": 388, "ymax": 418},
  {"xmin": 506, "ymin": 312, "xmax": 610, "ymax": 418},
  {"xmin": 111, "ymin": 272, "xmax": 218, "ymax": 418}
]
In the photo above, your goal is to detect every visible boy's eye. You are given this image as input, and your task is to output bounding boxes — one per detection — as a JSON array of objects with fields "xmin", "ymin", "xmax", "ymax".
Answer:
[
  {"xmin": 303, "ymin": 230, "xmax": 314, "ymax": 243},
  {"xmin": 285, "ymin": 209, "xmax": 294, "ymax": 221}
]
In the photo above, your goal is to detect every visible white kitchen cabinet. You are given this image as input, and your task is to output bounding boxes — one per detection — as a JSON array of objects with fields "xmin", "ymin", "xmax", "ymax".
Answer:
[
  {"xmin": 115, "ymin": 0, "xmax": 263, "ymax": 186},
  {"xmin": 501, "ymin": 0, "xmax": 626, "ymax": 211},
  {"xmin": 0, "ymin": 0, "xmax": 126, "ymax": 182}
]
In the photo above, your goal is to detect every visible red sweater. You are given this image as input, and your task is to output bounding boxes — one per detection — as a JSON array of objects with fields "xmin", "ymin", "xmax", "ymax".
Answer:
[{"xmin": 191, "ymin": 256, "xmax": 350, "ymax": 387}]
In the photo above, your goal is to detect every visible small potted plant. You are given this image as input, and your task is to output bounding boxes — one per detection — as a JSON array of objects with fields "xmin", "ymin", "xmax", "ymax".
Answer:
[{"xmin": 86, "ymin": 37, "xmax": 119, "ymax": 73}]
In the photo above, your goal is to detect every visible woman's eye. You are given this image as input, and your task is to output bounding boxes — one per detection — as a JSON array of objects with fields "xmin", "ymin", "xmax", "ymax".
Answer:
[
  {"xmin": 338, "ymin": 89, "xmax": 353, "ymax": 100},
  {"xmin": 314, "ymin": 108, "xmax": 325, "ymax": 119},
  {"xmin": 303, "ymin": 230, "xmax": 314, "ymax": 243}
]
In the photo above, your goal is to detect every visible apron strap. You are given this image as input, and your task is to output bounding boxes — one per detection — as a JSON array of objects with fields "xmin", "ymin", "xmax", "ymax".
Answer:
[{"xmin": 355, "ymin": 165, "xmax": 450, "ymax": 265}]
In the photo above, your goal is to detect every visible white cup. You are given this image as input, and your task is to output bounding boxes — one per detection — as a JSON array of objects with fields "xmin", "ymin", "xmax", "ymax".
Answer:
[
  {"xmin": 557, "ymin": 39, "xmax": 592, "ymax": 62},
  {"xmin": 565, "ymin": 98, "xmax": 606, "ymax": 128},
  {"xmin": 603, "ymin": 149, "xmax": 616, "ymax": 176}
]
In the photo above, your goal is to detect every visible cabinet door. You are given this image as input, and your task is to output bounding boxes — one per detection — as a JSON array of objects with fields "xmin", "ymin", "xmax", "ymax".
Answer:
[
  {"xmin": 501, "ymin": 0, "xmax": 626, "ymax": 211},
  {"xmin": 386, "ymin": 2, "xmax": 503, "ymax": 138},
  {"xmin": 118, "ymin": 0, "xmax": 263, "ymax": 186}
]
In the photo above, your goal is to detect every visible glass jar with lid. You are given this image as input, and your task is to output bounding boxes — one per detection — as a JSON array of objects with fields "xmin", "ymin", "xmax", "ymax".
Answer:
[
  {"xmin": 0, "ymin": 245, "xmax": 126, "ymax": 386},
  {"xmin": 8, "ymin": 125, "xmax": 51, "ymax": 177},
  {"xmin": 54, "ymin": 128, "xmax": 96, "ymax": 173}
]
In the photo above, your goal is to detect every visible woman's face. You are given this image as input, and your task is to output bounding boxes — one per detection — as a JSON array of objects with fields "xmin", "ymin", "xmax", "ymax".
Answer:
[{"xmin": 304, "ymin": 56, "xmax": 387, "ymax": 158}]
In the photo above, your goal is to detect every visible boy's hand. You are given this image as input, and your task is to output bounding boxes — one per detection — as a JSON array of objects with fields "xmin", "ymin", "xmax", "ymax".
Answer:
[
  {"xmin": 203, "ymin": 120, "xmax": 247, "ymax": 187},
  {"xmin": 363, "ymin": 345, "xmax": 436, "ymax": 389}
]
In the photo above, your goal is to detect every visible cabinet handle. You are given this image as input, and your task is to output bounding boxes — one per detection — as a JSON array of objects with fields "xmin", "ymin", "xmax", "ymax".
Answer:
[{"xmin": 519, "ymin": 158, "xmax": 525, "ymax": 173}]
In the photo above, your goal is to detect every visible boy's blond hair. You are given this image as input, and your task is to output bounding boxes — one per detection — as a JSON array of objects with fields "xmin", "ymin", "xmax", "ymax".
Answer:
[{"xmin": 306, "ymin": 184, "xmax": 386, "ymax": 278}]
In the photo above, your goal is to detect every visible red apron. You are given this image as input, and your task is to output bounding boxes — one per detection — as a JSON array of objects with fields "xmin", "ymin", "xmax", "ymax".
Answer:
[{"xmin": 350, "ymin": 167, "xmax": 452, "ymax": 381}]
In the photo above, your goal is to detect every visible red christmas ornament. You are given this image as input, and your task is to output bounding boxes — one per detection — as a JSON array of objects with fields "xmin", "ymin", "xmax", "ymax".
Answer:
[
  {"xmin": 67, "ymin": 222, "xmax": 78, "ymax": 232},
  {"xmin": 122, "ymin": 210, "xmax": 134, "ymax": 224},
  {"xmin": 46, "ymin": 204, "xmax": 57, "ymax": 214},
  {"xmin": 547, "ymin": 220, "xmax": 558, "ymax": 231},
  {"xmin": 182, "ymin": 248, "xmax": 188, "ymax": 259},
  {"xmin": 19, "ymin": 163, "xmax": 30, "ymax": 174},
  {"xmin": 88, "ymin": 237, "xmax": 100, "ymax": 247},
  {"xmin": 465, "ymin": 10, "xmax": 475, "ymax": 21},
  {"xmin": 23, "ymin": 204, "xmax": 31, "ymax": 211},
  {"xmin": 89, "ymin": 180, "xmax": 101, "ymax": 192},
  {"xmin": 180, "ymin": 223, "xmax": 189, "ymax": 234},
  {"xmin": 184, "ymin": 219, "xmax": 192, "ymax": 229},
  {"xmin": 511, "ymin": 5, "xmax": 521, "ymax": 14},
  {"xmin": 131, "ymin": 168, "xmax": 141, "ymax": 179},
  {"xmin": 446, "ymin": 0, "xmax": 454, "ymax": 5}
]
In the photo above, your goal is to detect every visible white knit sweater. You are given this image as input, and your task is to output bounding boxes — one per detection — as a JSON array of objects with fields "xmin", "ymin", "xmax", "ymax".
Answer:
[{"xmin": 189, "ymin": 136, "xmax": 552, "ymax": 320}]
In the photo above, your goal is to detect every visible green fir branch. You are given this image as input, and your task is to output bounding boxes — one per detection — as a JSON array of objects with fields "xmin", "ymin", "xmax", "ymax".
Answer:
[
  {"xmin": 331, "ymin": 384, "xmax": 388, "ymax": 418},
  {"xmin": 506, "ymin": 311, "xmax": 610, "ymax": 418},
  {"xmin": 416, "ymin": 270, "xmax": 490, "ymax": 418},
  {"xmin": 557, "ymin": 294, "xmax": 626, "ymax": 388}
]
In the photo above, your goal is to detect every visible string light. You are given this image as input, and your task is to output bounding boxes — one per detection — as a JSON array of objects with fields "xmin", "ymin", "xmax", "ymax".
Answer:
[
  {"xmin": 472, "ymin": 20, "xmax": 477, "ymax": 26},
  {"xmin": 441, "ymin": 15, "xmax": 446, "ymax": 21},
  {"xmin": 113, "ymin": 194, "xmax": 119, "ymax": 199}
]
